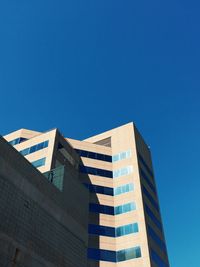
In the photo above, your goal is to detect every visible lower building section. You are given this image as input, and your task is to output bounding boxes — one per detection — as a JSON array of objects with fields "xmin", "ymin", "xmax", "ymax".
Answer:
[{"xmin": 0, "ymin": 137, "xmax": 88, "ymax": 267}]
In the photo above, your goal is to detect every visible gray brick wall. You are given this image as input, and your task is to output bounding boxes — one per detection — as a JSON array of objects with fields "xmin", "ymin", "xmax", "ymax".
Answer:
[{"xmin": 0, "ymin": 137, "xmax": 88, "ymax": 267}]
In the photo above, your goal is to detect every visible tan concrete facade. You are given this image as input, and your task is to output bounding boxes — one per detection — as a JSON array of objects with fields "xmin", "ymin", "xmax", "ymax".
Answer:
[{"xmin": 4, "ymin": 123, "xmax": 169, "ymax": 267}]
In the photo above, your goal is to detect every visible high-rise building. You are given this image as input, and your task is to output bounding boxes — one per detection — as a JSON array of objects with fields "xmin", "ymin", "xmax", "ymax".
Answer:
[{"xmin": 4, "ymin": 122, "xmax": 169, "ymax": 267}]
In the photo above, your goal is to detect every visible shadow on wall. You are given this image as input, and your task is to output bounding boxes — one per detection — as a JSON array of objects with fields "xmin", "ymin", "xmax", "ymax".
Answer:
[{"xmin": 79, "ymin": 156, "xmax": 100, "ymax": 267}]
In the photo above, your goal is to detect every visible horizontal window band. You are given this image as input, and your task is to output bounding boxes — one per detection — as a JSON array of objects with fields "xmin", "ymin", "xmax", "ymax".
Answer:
[
  {"xmin": 75, "ymin": 148, "xmax": 112, "ymax": 162},
  {"xmin": 89, "ymin": 202, "xmax": 136, "ymax": 215},
  {"xmin": 112, "ymin": 149, "xmax": 132, "ymax": 162},
  {"xmin": 79, "ymin": 165, "xmax": 112, "ymax": 178},
  {"xmin": 84, "ymin": 183, "xmax": 134, "ymax": 196},
  {"xmin": 89, "ymin": 222, "xmax": 139, "ymax": 237},
  {"xmin": 20, "ymin": 140, "xmax": 49, "ymax": 156},
  {"xmin": 75, "ymin": 148, "xmax": 132, "ymax": 163},
  {"xmin": 80, "ymin": 165, "xmax": 133, "ymax": 179},
  {"xmin": 88, "ymin": 246, "xmax": 141, "ymax": 262},
  {"xmin": 9, "ymin": 137, "xmax": 27, "ymax": 146}
]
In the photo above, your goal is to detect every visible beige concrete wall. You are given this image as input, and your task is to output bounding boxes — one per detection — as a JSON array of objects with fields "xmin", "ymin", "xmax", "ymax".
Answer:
[{"xmin": 4, "ymin": 128, "xmax": 41, "ymax": 141}]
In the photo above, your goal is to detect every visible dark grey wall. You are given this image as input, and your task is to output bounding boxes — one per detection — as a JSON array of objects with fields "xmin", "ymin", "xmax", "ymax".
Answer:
[{"xmin": 0, "ymin": 137, "xmax": 88, "ymax": 267}]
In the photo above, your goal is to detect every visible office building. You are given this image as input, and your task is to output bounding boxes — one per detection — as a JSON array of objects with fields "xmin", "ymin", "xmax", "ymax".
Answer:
[{"xmin": 4, "ymin": 122, "xmax": 169, "ymax": 267}]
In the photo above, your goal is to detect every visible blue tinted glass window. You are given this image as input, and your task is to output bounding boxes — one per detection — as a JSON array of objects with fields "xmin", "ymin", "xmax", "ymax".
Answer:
[
  {"xmin": 88, "ymin": 246, "xmax": 141, "ymax": 262},
  {"xmin": 112, "ymin": 154, "xmax": 119, "ymax": 162},
  {"xmin": 117, "ymin": 247, "xmax": 141, "ymax": 262},
  {"xmin": 79, "ymin": 165, "xmax": 112, "ymax": 178},
  {"xmin": 9, "ymin": 137, "xmax": 27, "ymax": 146},
  {"xmin": 97, "ymin": 154, "xmax": 104, "ymax": 161},
  {"xmin": 116, "ymin": 223, "xmax": 139, "ymax": 237},
  {"xmin": 112, "ymin": 150, "xmax": 132, "ymax": 162},
  {"xmin": 43, "ymin": 141, "xmax": 49, "ymax": 148},
  {"xmin": 89, "ymin": 224, "xmax": 115, "ymax": 237},
  {"xmin": 104, "ymin": 155, "xmax": 111, "ymax": 162},
  {"xmin": 31, "ymin": 158, "xmax": 46, "ymax": 168},
  {"xmin": 20, "ymin": 141, "xmax": 49, "ymax": 156},
  {"xmin": 84, "ymin": 184, "xmax": 113, "ymax": 195},
  {"xmin": 115, "ymin": 202, "xmax": 136, "ymax": 215},
  {"xmin": 88, "ymin": 248, "xmax": 116, "ymax": 262},
  {"xmin": 30, "ymin": 145, "xmax": 36, "ymax": 153},
  {"xmin": 113, "ymin": 166, "xmax": 133, "ymax": 178},
  {"xmin": 115, "ymin": 205, "xmax": 123, "ymax": 215},
  {"xmin": 89, "ymin": 202, "xmax": 136, "ymax": 215},
  {"xmin": 84, "ymin": 183, "xmax": 134, "ymax": 196},
  {"xmin": 114, "ymin": 186, "xmax": 121, "ymax": 195},
  {"xmin": 20, "ymin": 147, "xmax": 30, "ymax": 156},
  {"xmin": 75, "ymin": 149, "xmax": 112, "ymax": 162},
  {"xmin": 89, "ymin": 203, "xmax": 114, "ymax": 215}
]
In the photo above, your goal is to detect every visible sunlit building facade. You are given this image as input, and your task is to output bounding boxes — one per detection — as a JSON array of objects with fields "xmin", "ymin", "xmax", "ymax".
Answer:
[{"xmin": 4, "ymin": 122, "xmax": 169, "ymax": 267}]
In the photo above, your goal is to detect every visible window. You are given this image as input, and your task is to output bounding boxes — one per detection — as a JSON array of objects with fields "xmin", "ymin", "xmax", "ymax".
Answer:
[
  {"xmin": 112, "ymin": 149, "xmax": 131, "ymax": 162},
  {"xmin": 113, "ymin": 166, "xmax": 133, "ymax": 178},
  {"xmin": 89, "ymin": 202, "xmax": 136, "ymax": 215},
  {"xmin": 9, "ymin": 137, "xmax": 27, "ymax": 146},
  {"xmin": 88, "ymin": 246, "xmax": 141, "ymax": 262},
  {"xmin": 43, "ymin": 165, "xmax": 64, "ymax": 191},
  {"xmin": 117, "ymin": 246, "xmax": 141, "ymax": 262},
  {"xmin": 114, "ymin": 183, "xmax": 134, "ymax": 195},
  {"xmin": 84, "ymin": 184, "xmax": 113, "ymax": 195},
  {"xmin": 84, "ymin": 183, "xmax": 134, "ymax": 196},
  {"xmin": 31, "ymin": 158, "xmax": 46, "ymax": 168},
  {"xmin": 80, "ymin": 165, "xmax": 133, "ymax": 179},
  {"xmin": 89, "ymin": 223, "xmax": 139, "ymax": 237},
  {"xmin": 79, "ymin": 165, "xmax": 112, "ymax": 178},
  {"xmin": 20, "ymin": 141, "xmax": 49, "ymax": 156},
  {"xmin": 75, "ymin": 149, "xmax": 112, "ymax": 162}
]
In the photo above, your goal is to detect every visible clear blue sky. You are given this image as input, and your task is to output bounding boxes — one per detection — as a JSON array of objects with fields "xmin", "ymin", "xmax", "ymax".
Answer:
[{"xmin": 0, "ymin": 1, "xmax": 200, "ymax": 266}]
